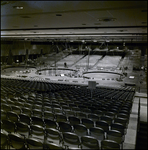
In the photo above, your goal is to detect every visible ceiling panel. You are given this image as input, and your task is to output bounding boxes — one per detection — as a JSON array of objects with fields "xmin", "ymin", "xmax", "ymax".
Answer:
[{"xmin": 1, "ymin": 1, "xmax": 147, "ymax": 42}]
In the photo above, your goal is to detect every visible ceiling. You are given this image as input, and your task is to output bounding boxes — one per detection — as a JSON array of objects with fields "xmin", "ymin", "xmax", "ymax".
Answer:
[{"xmin": 1, "ymin": 1, "xmax": 147, "ymax": 42}]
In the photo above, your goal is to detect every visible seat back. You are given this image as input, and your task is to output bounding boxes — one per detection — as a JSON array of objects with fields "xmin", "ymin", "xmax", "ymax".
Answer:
[
  {"xmin": 45, "ymin": 128, "xmax": 62, "ymax": 145},
  {"xmin": 96, "ymin": 120, "xmax": 109, "ymax": 132},
  {"xmin": 30, "ymin": 125, "xmax": 45, "ymax": 141},
  {"xmin": 58, "ymin": 122, "xmax": 72, "ymax": 132},
  {"xmin": 101, "ymin": 139, "xmax": 120, "ymax": 149},
  {"xmin": 44, "ymin": 119, "xmax": 57, "ymax": 129},
  {"xmin": 44, "ymin": 111, "xmax": 55, "ymax": 120},
  {"xmin": 31, "ymin": 116, "xmax": 44, "ymax": 126},
  {"xmin": 26, "ymin": 137, "xmax": 43, "ymax": 149},
  {"xmin": 73, "ymin": 124, "xmax": 88, "ymax": 137},
  {"xmin": 68, "ymin": 116, "xmax": 80, "ymax": 126},
  {"xmin": 16, "ymin": 122, "xmax": 30, "ymax": 138},
  {"xmin": 90, "ymin": 127, "xmax": 105, "ymax": 141},
  {"xmin": 81, "ymin": 118, "xmax": 94, "ymax": 129},
  {"xmin": 55, "ymin": 113, "xmax": 67, "ymax": 123},
  {"xmin": 19, "ymin": 113, "xmax": 31, "ymax": 125},
  {"xmin": 88, "ymin": 114, "xmax": 99, "ymax": 122},
  {"xmin": 1, "ymin": 129, "xmax": 8, "ymax": 149},
  {"xmin": 107, "ymin": 130, "xmax": 123, "ymax": 144},
  {"xmin": 8, "ymin": 133, "xmax": 25, "ymax": 149},
  {"xmin": 62, "ymin": 132, "xmax": 80, "ymax": 149},
  {"xmin": 7, "ymin": 111, "xmax": 19, "ymax": 122},
  {"xmin": 46, "ymin": 142, "xmax": 63, "ymax": 150},
  {"xmin": 81, "ymin": 136, "xmax": 99, "ymax": 149},
  {"xmin": 2, "ymin": 120, "xmax": 16, "ymax": 133},
  {"xmin": 111, "ymin": 123, "xmax": 126, "ymax": 135}
]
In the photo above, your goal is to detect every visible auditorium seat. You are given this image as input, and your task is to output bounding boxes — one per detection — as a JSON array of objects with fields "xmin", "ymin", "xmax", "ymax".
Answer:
[
  {"xmin": 32, "ymin": 109, "xmax": 43, "ymax": 118},
  {"xmin": 19, "ymin": 114, "xmax": 31, "ymax": 125},
  {"xmin": 7, "ymin": 111, "xmax": 20, "ymax": 123},
  {"xmin": 44, "ymin": 119, "xmax": 58, "ymax": 129},
  {"xmin": 29, "ymin": 125, "xmax": 45, "ymax": 142},
  {"xmin": 8, "ymin": 132, "xmax": 26, "ymax": 149},
  {"xmin": 81, "ymin": 135, "xmax": 100, "ymax": 149},
  {"xmin": 26, "ymin": 137, "xmax": 44, "ymax": 149},
  {"xmin": 1, "ymin": 110, "xmax": 7, "ymax": 121},
  {"xmin": 89, "ymin": 127, "xmax": 105, "ymax": 146},
  {"xmin": 1, "ymin": 129, "xmax": 9, "ymax": 149},
  {"xmin": 111, "ymin": 123, "xmax": 126, "ymax": 136},
  {"xmin": 106, "ymin": 130, "xmax": 124, "ymax": 149},
  {"xmin": 62, "ymin": 132, "xmax": 81, "ymax": 149},
  {"xmin": 31, "ymin": 116, "xmax": 45, "ymax": 127},
  {"xmin": 64, "ymin": 110, "xmax": 76, "ymax": 117},
  {"xmin": 45, "ymin": 142, "xmax": 63, "ymax": 150},
  {"xmin": 88, "ymin": 114, "xmax": 100, "ymax": 123},
  {"xmin": 114, "ymin": 117, "xmax": 128, "ymax": 127},
  {"xmin": 11, "ymin": 106, "xmax": 22, "ymax": 114},
  {"xmin": 68, "ymin": 116, "xmax": 81, "ymax": 126},
  {"xmin": 73, "ymin": 124, "xmax": 88, "ymax": 137},
  {"xmin": 101, "ymin": 139, "xmax": 120, "ymax": 149},
  {"xmin": 54, "ymin": 108, "xmax": 64, "ymax": 114},
  {"xmin": 15, "ymin": 101, "xmax": 24, "ymax": 108},
  {"xmin": 15, "ymin": 122, "xmax": 30, "ymax": 138},
  {"xmin": 1, "ymin": 104, "xmax": 12, "ymax": 112},
  {"xmin": 58, "ymin": 122, "xmax": 72, "ymax": 132},
  {"xmin": 33, "ymin": 104, "xmax": 43, "ymax": 110},
  {"xmin": 44, "ymin": 106, "xmax": 53, "ymax": 112},
  {"xmin": 24, "ymin": 103, "xmax": 33, "ymax": 109},
  {"xmin": 76, "ymin": 112, "xmax": 87, "ymax": 119},
  {"xmin": 96, "ymin": 120, "xmax": 109, "ymax": 134},
  {"xmin": 100, "ymin": 116, "xmax": 113, "ymax": 126},
  {"xmin": 1, "ymin": 120, "xmax": 16, "ymax": 133},
  {"xmin": 21, "ymin": 108, "xmax": 32, "ymax": 117},
  {"xmin": 45, "ymin": 128, "xmax": 62, "ymax": 146},
  {"xmin": 81, "ymin": 118, "xmax": 94, "ymax": 129},
  {"xmin": 44, "ymin": 111, "xmax": 55, "ymax": 120}
]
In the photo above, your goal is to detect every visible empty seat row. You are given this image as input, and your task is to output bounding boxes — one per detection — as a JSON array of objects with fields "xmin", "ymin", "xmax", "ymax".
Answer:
[{"xmin": 1, "ymin": 127, "xmax": 122, "ymax": 149}]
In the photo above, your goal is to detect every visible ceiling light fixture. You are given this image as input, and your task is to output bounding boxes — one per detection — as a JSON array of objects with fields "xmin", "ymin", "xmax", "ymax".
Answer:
[{"xmin": 13, "ymin": 6, "xmax": 23, "ymax": 9}]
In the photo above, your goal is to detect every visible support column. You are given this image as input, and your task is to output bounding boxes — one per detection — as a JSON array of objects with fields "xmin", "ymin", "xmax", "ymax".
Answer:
[{"xmin": 7, "ymin": 49, "xmax": 13, "ymax": 65}]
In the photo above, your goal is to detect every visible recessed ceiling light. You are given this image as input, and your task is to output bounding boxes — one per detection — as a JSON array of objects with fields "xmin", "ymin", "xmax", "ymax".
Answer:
[
  {"xmin": 98, "ymin": 18, "xmax": 116, "ymax": 22},
  {"xmin": 56, "ymin": 14, "xmax": 62, "ymax": 16},
  {"xmin": 13, "ymin": 6, "xmax": 23, "ymax": 9}
]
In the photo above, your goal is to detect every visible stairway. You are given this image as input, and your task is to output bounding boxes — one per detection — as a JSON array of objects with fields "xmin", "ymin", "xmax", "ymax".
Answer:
[{"xmin": 136, "ymin": 121, "xmax": 147, "ymax": 149}]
